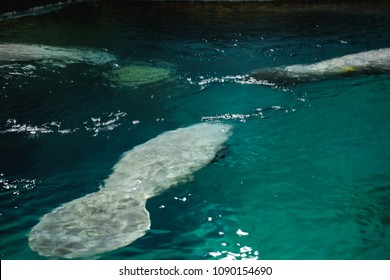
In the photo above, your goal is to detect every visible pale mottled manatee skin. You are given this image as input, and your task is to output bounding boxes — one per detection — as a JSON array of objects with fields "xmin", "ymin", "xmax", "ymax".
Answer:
[
  {"xmin": 29, "ymin": 123, "xmax": 232, "ymax": 259},
  {"xmin": 0, "ymin": 43, "xmax": 116, "ymax": 65},
  {"xmin": 107, "ymin": 62, "xmax": 175, "ymax": 88},
  {"xmin": 250, "ymin": 48, "xmax": 390, "ymax": 84}
]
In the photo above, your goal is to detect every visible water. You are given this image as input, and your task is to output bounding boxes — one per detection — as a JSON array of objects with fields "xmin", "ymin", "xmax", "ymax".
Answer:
[{"xmin": 1, "ymin": 2, "xmax": 390, "ymax": 259}]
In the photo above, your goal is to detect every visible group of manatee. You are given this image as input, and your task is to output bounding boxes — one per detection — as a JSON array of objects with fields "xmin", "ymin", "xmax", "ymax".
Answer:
[
  {"xmin": 0, "ymin": 43, "xmax": 175, "ymax": 88},
  {"xmin": 2, "ymin": 43, "xmax": 389, "ymax": 88},
  {"xmin": 1, "ymin": 42, "xmax": 389, "ymax": 258}
]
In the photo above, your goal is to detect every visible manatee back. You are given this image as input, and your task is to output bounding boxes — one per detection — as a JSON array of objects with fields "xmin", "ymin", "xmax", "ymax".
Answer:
[{"xmin": 28, "ymin": 123, "xmax": 231, "ymax": 258}]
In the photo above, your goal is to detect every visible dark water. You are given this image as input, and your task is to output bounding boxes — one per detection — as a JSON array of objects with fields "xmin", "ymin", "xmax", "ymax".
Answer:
[{"xmin": 0, "ymin": 2, "xmax": 390, "ymax": 259}]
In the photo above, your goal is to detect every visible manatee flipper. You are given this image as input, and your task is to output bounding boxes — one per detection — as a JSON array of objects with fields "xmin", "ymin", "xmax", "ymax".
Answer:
[{"xmin": 29, "ymin": 190, "xmax": 150, "ymax": 258}]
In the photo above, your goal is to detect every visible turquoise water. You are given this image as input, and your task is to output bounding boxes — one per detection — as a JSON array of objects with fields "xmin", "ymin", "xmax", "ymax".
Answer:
[{"xmin": 1, "ymin": 3, "xmax": 390, "ymax": 259}]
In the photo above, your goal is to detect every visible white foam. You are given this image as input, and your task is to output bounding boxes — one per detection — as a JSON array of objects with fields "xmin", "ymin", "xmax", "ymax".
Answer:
[
  {"xmin": 1, "ymin": 119, "xmax": 77, "ymax": 136},
  {"xmin": 188, "ymin": 75, "xmax": 275, "ymax": 90},
  {"xmin": 28, "ymin": 123, "xmax": 232, "ymax": 258}
]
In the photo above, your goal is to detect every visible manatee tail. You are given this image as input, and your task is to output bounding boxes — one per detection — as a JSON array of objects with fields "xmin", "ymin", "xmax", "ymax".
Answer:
[{"xmin": 28, "ymin": 190, "xmax": 150, "ymax": 259}]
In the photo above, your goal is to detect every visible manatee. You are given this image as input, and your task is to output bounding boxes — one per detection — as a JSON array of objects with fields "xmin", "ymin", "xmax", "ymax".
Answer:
[
  {"xmin": 28, "ymin": 123, "xmax": 232, "ymax": 258},
  {"xmin": 0, "ymin": 43, "xmax": 116, "ymax": 65},
  {"xmin": 106, "ymin": 62, "xmax": 175, "ymax": 88},
  {"xmin": 0, "ymin": 44, "xmax": 177, "ymax": 87},
  {"xmin": 250, "ymin": 48, "xmax": 390, "ymax": 84}
]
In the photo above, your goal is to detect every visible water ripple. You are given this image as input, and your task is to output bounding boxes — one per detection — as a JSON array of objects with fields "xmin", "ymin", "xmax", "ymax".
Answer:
[
  {"xmin": 1, "ymin": 119, "xmax": 77, "ymax": 136},
  {"xmin": 187, "ymin": 74, "xmax": 276, "ymax": 90},
  {"xmin": 0, "ymin": 174, "xmax": 37, "ymax": 196},
  {"xmin": 83, "ymin": 110, "xmax": 128, "ymax": 137},
  {"xmin": 201, "ymin": 106, "xmax": 290, "ymax": 123},
  {"xmin": 0, "ymin": 64, "xmax": 38, "ymax": 79},
  {"xmin": 1, "ymin": 110, "xmax": 130, "ymax": 137}
]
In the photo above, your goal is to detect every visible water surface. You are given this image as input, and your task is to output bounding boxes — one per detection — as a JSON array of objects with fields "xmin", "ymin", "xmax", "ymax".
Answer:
[{"xmin": 1, "ymin": 2, "xmax": 389, "ymax": 259}]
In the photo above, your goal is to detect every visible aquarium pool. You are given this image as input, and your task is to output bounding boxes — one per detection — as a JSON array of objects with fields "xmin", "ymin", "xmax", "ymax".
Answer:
[{"xmin": 0, "ymin": 2, "xmax": 390, "ymax": 259}]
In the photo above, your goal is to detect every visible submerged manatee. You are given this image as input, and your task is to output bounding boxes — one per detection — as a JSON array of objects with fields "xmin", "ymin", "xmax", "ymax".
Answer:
[
  {"xmin": 107, "ymin": 62, "xmax": 175, "ymax": 88},
  {"xmin": 0, "ymin": 43, "xmax": 116, "ymax": 65},
  {"xmin": 28, "ymin": 123, "xmax": 232, "ymax": 258},
  {"xmin": 250, "ymin": 48, "xmax": 390, "ymax": 84},
  {"xmin": 0, "ymin": 43, "xmax": 177, "ymax": 88}
]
